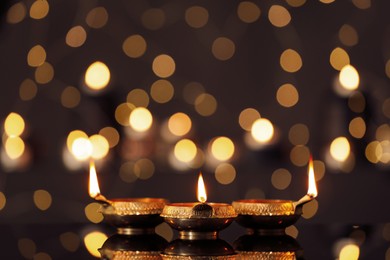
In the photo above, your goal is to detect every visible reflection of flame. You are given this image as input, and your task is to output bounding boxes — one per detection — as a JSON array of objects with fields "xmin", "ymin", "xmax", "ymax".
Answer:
[
  {"xmin": 89, "ymin": 160, "xmax": 100, "ymax": 198},
  {"xmin": 308, "ymin": 157, "xmax": 318, "ymax": 197},
  {"xmin": 197, "ymin": 173, "xmax": 207, "ymax": 203}
]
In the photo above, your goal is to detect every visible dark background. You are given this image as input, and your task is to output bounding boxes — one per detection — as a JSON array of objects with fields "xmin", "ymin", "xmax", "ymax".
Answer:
[{"xmin": 1, "ymin": 0, "xmax": 390, "ymax": 259}]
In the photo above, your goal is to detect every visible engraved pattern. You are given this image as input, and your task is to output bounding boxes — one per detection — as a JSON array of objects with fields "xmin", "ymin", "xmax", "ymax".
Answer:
[
  {"xmin": 101, "ymin": 199, "xmax": 167, "ymax": 216},
  {"xmin": 232, "ymin": 201, "xmax": 295, "ymax": 216},
  {"xmin": 237, "ymin": 251, "xmax": 296, "ymax": 260},
  {"xmin": 111, "ymin": 250, "xmax": 161, "ymax": 260},
  {"xmin": 161, "ymin": 255, "xmax": 237, "ymax": 259},
  {"xmin": 161, "ymin": 203, "xmax": 237, "ymax": 218}
]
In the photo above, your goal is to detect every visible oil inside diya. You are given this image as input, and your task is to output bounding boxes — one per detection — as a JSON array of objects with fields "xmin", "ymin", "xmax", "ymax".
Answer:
[
  {"xmin": 99, "ymin": 197, "xmax": 168, "ymax": 234},
  {"xmin": 160, "ymin": 202, "xmax": 237, "ymax": 240}
]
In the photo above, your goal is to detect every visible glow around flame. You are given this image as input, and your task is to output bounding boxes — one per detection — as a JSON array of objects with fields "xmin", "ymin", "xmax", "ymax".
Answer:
[
  {"xmin": 89, "ymin": 160, "xmax": 100, "ymax": 198},
  {"xmin": 197, "ymin": 173, "xmax": 207, "ymax": 203},
  {"xmin": 308, "ymin": 157, "xmax": 318, "ymax": 197}
]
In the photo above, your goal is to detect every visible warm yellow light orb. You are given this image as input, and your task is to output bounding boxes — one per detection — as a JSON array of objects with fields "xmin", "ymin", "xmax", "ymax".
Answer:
[
  {"xmin": 84, "ymin": 231, "xmax": 107, "ymax": 258},
  {"xmin": 85, "ymin": 61, "xmax": 110, "ymax": 90},
  {"xmin": 129, "ymin": 107, "xmax": 153, "ymax": 132},
  {"xmin": 4, "ymin": 112, "xmax": 25, "ymax": 137},
  {"xmin": 339, "ymin": 65, "xmax": 359, "ymax": 90},
  {"xmin": 71, "ymin": 137, "xmax": 92, "ymax": 161},
  {"xmin": 89, "ymin": 134, "xmax": 109, "ymax": 160},
  {"xmin": 251, "ymin": 118, "xmax": 274, "ymax": 143},
  {"xmin": 330, "ymin": 136, "xmax": 350, "ymax": 162},
  {"xmin": 174, "ymin": 139, "xmax": 197, "ymax": 163},
  {"xmin": 210, "ymin": 137, "xmax": 235, "ymax": 161}
]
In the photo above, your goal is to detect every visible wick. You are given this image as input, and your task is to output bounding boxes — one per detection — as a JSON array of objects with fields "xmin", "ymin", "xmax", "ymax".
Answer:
[
  {"xmin": 199, "ymin": 197, "xmax": 206, "ymax": 203},
  {"xmin": 94, "ymin": 193, "xmax": 112, "ymax": 205},
  {"xmin": 293, "ymin": 194, "xmax": 315, "ymax": 208}
]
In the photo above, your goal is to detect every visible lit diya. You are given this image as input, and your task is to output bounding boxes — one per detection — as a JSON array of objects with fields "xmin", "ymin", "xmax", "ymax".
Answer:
[
  {"xmin": 89, "ymin": 161, "xmax": 167, "ymax": 234},
  {"xmin": 232, "ymin": 157, "xmax": 318, "ymax": 234},
  {"xmin": 160, "ymin": 173, "xmax": 237, "ymax": 240}
]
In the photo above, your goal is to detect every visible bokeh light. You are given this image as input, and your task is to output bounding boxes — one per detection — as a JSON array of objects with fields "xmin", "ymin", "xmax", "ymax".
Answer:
[
  {"xmin": 66, "ymin": 26, "xmax": 87, "ymax": 48},
  {"xmin": 276, "ymin": 83, "xmax": 299, "ymax": 107},
  {"xmin": 288, "ymin": 123, "xmax": 309, "ymax": 145},
  {"xmin": 71, "ymin": 137, "xmax": 92, "ymax": 161},
  {"xmin": 122, "ymin": 34, "xmax": 147, "ymax": 58},
  {"xmin": 168, "ymin": 112, "xmax": 192, "ymax": 137},
  {"xmin": 302, "ymin": 199, "xmax": 319, "ymax": 219},
  {"xmin": 99, "ymin": 127, "xmax": 120, "ymax": 148},
  {"xmin": 212, "ymin": 37, "xmax": 235, "ymax": 61},
  {"xmin": 286, "ymin": 0, "xmax": 307, "ymax": 7},
  {"xmin": 141, "ymin": 8, "xmax": 165, "ymax": 30},
  {"xmin": 59, "ymin": 232, "xmax": 80, "ymax": 252},
  {"xmin": 215, "ymin": 163, "xmax": 236, "ymax": 185},
  {"xmin": 127, "ymin": 89, "xmax": 149, "ymax": 107},
  {"xmin": 7, "ymin": 2, "xmax": 27, "ymax": 24},
  {"xmin": 330, "ymin": 47, "xmax": 350, "ymax": 71},
  {"xmin": 349, "ymin": 117, "xmax": 366, "ymax": 139},
  {"xmin": 352, "ymin": 0, "xmax": 371, "ymax": 9},
  {"xmin": 152, "ymin": 54, "xmax": 175, "ymax": 78},
  {"xmin": 86, "ymin": 7, "xmax": 108, "ymax": 29},
  {"xmin": 268, "ymin": 5, "xmax": 291, "ymax": 27},
  {"xmin": 330, "ymin": 137, "xmax": 351, "ymax": 162},
  {"xmin": 33, "ymin": 252, "xmax": 51, "ymax": 260},
  {"xmin": 129, "ymin": 107, "xmax": 153, "ymax": 132},
  {"xmin": 18, "ymin": 238, "xmax": 36, "ymax": 259},
  {"xmin": 35, "ymin": 62, "xmax": 54, "ymax": 84},
  {"xmin": 61, "ymin": 86, "xmax": 81, "ymax": 109},
  {"xmin": 339, "ymin": 244, "xmax": 360, "ymax": 260},
  {"xmin": 0, "ymin": 192, "xmax": 7, "ymax": 211},
  {"xmin": 33, "ymin": 189, "xmax": 52, "ymax": 211},
  {"xmin": 150, "ymin": 79, "xmax": 174, "ymax": 103},
  {"xmin": 339, "ymin": 24, "xmax": 359, "ymax": 47},
  {"xmin": 339, "ymin": 64, "xmax": 359, "ymax": 90},
  {"xmin": 84, "ymin": 61, "xmax": 110, "ymax": 90},
  {"xmin": 84, "ymin": 202, "xmax": 103, "ymax": 223},
  {"xmin": 27, "ymin": 45, "xmax": 46, "ymax": 67},
  {"xmin": 285, "ymin": 225, "xmax": 299, "ymax": 238},
  {"xmin": 280, "ymin": 49, "xmax": 302, "ymax": 73},
  {"xmin": 183, "ymin": 82, "xmax": 205, "ymax": 105},
  {"xmin": 155, "ymin": 223, "xmax": 174, "ymax": 242},
  {"xmin": 115, "ymin": 103, "xmax": 134, "ymax": 126},
  {"xmin": 185, "ymin": 6, "xmax": 209, "ymax": 28},
  {"xmin": 5, "ymin": 137, "xmax": 25, "ymax": 159},
  {"xmin": 251, "ymin": 118, "xmax": 274, "ymax": 143},
  {"xmin": 66, "ymin": 130, "xmax": 88, "ymax": 151},
  {"xmin": 83, "ymin": 231, "xmax": 107, "ymax": 258},
  {"xmin": 210, "ymin": 137, "xmax": 235, "ymax": 161},
  {"xmin": 134, "ymin": 158, "xmax": 155, "ymax": 180},
  {"xmin": 89, "ymin": 134, "xmax": 109, "ymax": 160},
  {"xmin": 29, "ymin": 0, "xmax": 49, "ymax": 20},
  {"xmin": 239, "ymin": 108, "xmax": 261, "ymax": 131},
  {"xmin": 237, "ymin": 1, "xmax": 261, "ymax": 23},
  {"xmin": 174, "ymin": 139, "xmax": 197, "ymax": 163},
  {"xmin": 119, "ymin": 161, "xmax": 138, "ymax": 183},
  {"xmin": 290, "ymin": 145, "xmax": 310, "ymax": 166},
  {"xmin": 19, "ymin": 78, "xmax": 38, "ymax": 101},
  {"xmin": 4, "ymin": 112, "xmax": 25, "ymax": 137},
  {"xmin": 271, "ymin": 168, "xmax": 292, "ymax": 190},
  {"xmin": 195, "ymin": 93, "xmax": 217, "ymax": 116}
]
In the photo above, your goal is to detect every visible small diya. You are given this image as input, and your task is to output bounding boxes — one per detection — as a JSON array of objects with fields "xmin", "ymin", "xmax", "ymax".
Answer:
[
  {"xmin": 160, "ymin": 173, "xmax": 237, "ymax": 240},
  {"xmin": 233, "ymin": 157, "xmax": 318, "ymax": 234},
  {"xmin": 89, "ymin": 161, "xmax": 167, "ymax": 234},
  {"xmin": 99, "ymin": 233, "xmax": 168, "ymax": 260}
]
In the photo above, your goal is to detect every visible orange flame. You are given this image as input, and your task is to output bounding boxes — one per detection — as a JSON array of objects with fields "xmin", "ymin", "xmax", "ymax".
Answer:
[
  {"xmin": 197, "ymin": 173, "xmax": 207, "ymax": 203},
  {"xmin": 308, "ymin": 156, "xmax": 318, "ymax": 197},
  {"xmin": 89, "ymin": 160, "xmax": 101, "ymax": 198}
]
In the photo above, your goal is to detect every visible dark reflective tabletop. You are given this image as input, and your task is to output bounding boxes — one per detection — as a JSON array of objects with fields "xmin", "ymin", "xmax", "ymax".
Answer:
[{"xmin": 1, "ymin": 222, "xmax": 388, "ymax": 259}]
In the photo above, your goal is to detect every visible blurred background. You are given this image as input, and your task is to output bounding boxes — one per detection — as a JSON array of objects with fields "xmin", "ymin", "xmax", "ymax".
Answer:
[{"xmin": 1, "ymin": 0, "xmax": 390, "ymax": 258}]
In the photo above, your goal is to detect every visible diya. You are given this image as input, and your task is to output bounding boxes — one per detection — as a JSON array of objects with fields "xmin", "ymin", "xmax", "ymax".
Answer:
[
  {"xmin": 89, "ymin": 161, "xmax": 167, "ymax": 234},
  {"xmin": 232, "ymin": 157, "xmax": 318, "ymax": 234}
]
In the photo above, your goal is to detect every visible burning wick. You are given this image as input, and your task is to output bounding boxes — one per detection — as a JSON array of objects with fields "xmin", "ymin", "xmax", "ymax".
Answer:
[
  {"xmin": 294, "ymin": 156, "xmax": 318, "ymax": 208},
  {"xmin": 197, "ymin": 173, "xmax": 207, "ymax": 204},
  {"xmin": 89, "ymin": 160, "xmax": 111, "ymax": 204}
]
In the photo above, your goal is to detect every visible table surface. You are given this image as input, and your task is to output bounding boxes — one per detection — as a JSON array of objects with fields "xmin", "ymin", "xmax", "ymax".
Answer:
[{"xmin": 1, "ymin": 222, "xmax": 388, "ymax": 259}]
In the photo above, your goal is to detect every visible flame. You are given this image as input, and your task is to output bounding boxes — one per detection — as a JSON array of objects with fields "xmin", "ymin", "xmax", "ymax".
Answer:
[
  {"xmin": 89, "ymin": 160, "xmax": 100, "ymax": 198},
  {"xmin": 307, "ymin": 157, "xmax": 318, "ymax": 197},
  {"xmin": 197, "ymin": 173, "xmax": 207, "ymax": 203}
]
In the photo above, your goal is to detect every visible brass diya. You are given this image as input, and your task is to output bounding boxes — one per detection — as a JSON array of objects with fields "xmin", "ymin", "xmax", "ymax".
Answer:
[
  {"xmin": 161, "ymin": 202, "xmax": 237, "ymax": 240},
  {"xmin": 99, "ymin": 233, "xmax": 167, "ymax": 260},
  {"xmin": 99, "ymin": 197, "xmax": 168, "ymax": 234},
  {"xmin": 233, "ymin": 158, "xmax": 318, "ymax": 234}
]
